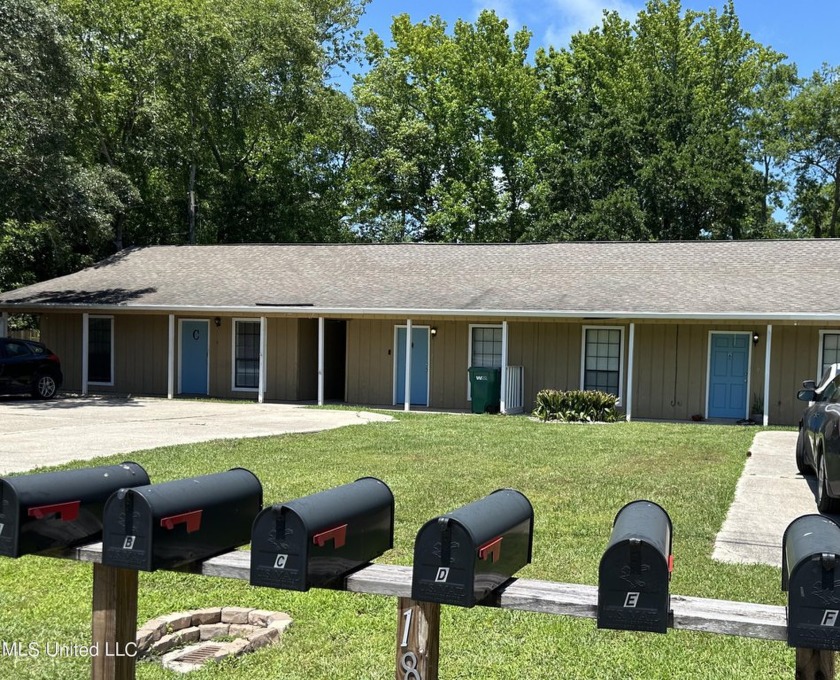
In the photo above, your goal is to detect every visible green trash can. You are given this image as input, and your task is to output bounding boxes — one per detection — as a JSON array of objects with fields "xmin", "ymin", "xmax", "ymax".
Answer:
[{"xmin": 468, "ymin": 367, "xmax": 502, "ymax": 414}]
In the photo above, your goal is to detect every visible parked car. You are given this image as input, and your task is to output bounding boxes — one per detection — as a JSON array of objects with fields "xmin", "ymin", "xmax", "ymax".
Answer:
[
  {"xmin": 0, "ymin": 337, "xmax": 63, "ymax": 399},
  {"xmin": 797, "ymin": 364, "xmax": 840, "ymax": 512}
]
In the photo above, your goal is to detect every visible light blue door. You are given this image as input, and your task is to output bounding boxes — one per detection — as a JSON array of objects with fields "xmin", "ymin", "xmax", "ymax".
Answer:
[
  {"xmin": 395, "ymin": 327, "xmax": 429, "ymax": 406},
  {"xmin": 180, "ymin": 320, "xmax": 209, "ymax": 394},
  {"xmin": 708, "ymin": 333, "xmax": 749, "ymax": 419}
]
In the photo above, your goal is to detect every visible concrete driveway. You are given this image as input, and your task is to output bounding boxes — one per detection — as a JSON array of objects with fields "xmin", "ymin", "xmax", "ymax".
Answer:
[
  {"xmin": 713, "ymin": 430, "xmax": 828, "ymax": 567},
  {"xmin": 0, "ymin": 396, "xmax": 393, "ymax": 474}
]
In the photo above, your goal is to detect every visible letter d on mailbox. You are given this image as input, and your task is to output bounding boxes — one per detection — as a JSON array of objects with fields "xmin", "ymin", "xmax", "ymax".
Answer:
[
  {"xmin": 598, "ymin": 500, "xmax": 673, "ymax": 633},
  {"xmin": 411, "ymin": 489, "xmax": 533, "ymax": 607},
  {"xmin": 250, "ymin": 477, "xmax": 394, "ymax": 591},
  {"xmin": 782, "ymin": 514, "xmax": 840, "ymax": 650}
]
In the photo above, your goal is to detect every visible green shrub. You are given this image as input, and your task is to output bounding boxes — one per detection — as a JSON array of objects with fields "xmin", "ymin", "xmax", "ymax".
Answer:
[{"xmin": 532, "ymin": 389, "xmax": 622, "ymax": 423}]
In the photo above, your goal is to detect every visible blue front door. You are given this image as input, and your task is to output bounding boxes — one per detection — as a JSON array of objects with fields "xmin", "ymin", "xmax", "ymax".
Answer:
[
  {"xmin": 395, "ymin": 327, "xmax": 429, "ymax": 406},
  {"xmin": 181, "ymin": 320, "xmax": 209, "ymax": 394},
  {"xmin": 708, "ymin": 333, "xmax": 749, "ymax": 419}
]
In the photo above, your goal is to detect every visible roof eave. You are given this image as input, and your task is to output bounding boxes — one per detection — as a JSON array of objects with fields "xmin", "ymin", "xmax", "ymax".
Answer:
[{"xmin": 1, "ymin": 301, "xmax": 839, "ymax": 322}]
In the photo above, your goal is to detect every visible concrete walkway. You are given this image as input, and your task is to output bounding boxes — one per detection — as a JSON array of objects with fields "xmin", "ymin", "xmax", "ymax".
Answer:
[
  {"xmin": 0, "ymin": 396, "xmax": 393, "ymax": 474},
  {"xmin": 713, "ymin": 430, "xmax": 822, "ymax": 567}
]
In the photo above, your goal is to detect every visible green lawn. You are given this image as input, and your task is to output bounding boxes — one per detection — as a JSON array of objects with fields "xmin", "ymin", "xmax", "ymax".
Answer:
[{"xmin": 0, "ymin": 416, "xmax": 792, "ymax": 679}]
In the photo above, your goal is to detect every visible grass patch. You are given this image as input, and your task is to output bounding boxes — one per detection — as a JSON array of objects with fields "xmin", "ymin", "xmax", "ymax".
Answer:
[{"xmin": 0, "ymin": 416, "xmax": 791, "ymax": 678}]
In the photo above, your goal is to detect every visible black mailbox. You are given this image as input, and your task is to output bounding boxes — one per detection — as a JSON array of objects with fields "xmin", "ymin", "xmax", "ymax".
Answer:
[
  {"xmin": 782, "ymin": 514, "xmax": 840, "ymax": 650},
  {"xmin": 0, "ymin": 462, "xmax": 150, "ymax": 558},
  {"xmin": 597, "ymin": 500, "xmax": 673, "ymax": 634},
  {"xmin": 411, "ymin": 488, "xmax": 533, "ymax": 607},
  {"xmin": 102, "ymin": 468, "xmax": 262, "ymax": 571},
  {"xmin": 250, "ymin": 477, "xmax": 394, "ymax": 591}
]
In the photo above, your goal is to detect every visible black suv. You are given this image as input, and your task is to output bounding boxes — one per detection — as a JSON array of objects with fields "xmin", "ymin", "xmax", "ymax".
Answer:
[{"xmin": 0, "ymin": 338, "xmax": 63, "ymax": 399}]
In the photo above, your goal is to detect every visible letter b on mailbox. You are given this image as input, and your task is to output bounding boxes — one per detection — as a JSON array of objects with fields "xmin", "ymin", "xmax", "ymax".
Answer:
[{"xmin": 597, "ymin": 500, "xmax": 673, "ymax": 634}]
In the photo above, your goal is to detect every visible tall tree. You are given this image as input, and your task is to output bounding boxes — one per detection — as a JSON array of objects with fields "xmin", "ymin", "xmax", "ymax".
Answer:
[
  {"xmin": 350, "ymin": 11, "xmax": 542, "ymax": 242},
  {"xmin": 0, "ymin": 0, "xmax": 130, "ymax": 291},
  {"xmin": 60, "ymin": 0, "xmax": 366, "ymax": 248},
  {"xmin": 533, "ymin": 0, "xmax": 772, "ymax": 241},
  {"xmin": 789, "ymin": 66, "xmax": 840, "ymax": 237}
]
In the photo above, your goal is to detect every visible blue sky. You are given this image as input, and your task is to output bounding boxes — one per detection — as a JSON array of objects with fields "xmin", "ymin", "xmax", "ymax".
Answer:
[{"xmin": 355, "ymin": 0, "xmax": 839, "ymax": 79}]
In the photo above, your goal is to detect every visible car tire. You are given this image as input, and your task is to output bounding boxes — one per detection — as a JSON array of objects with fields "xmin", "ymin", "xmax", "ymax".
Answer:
[
  {"xmin": 817, "ymin": 454, "xmax": 840, "ymax": 514},
  {"xmin": 796, "ymin": 428, "xmax": 815, "ymax": 476},
  {"xmin": 32, "ymin": 374, "xmax": 58, "ymax": 399}
]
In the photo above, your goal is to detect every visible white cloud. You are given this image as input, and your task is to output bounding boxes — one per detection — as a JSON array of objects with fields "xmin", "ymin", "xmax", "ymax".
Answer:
[{"xmin": 543, "ymin": 0, "xmax": 642, "ymax": 51}]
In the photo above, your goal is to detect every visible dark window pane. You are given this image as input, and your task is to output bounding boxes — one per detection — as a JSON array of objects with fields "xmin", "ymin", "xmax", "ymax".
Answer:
[
  {"xmin": 471, "ymin": 326, "xmax": 502, "ymax": 368},
  {"xmin": 583, "ymin": 329, "xmax": 621, "ymax": 396},
  {"xmin": 88, "ymin": 318, "xmax": 112, "ymax": 383},
  {"xmin": 235, "ymin": 321, "xmax": 260, "ymax": 388}
]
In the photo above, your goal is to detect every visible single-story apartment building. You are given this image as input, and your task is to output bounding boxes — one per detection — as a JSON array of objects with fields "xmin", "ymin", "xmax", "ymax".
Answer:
[{"xmin": 0, "ymin": 240, "xmax": 835, "ymax": 425}]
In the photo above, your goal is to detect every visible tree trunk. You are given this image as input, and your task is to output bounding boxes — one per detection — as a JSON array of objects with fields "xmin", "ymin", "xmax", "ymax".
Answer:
[{"xmin": 188, "ymin": 162, "xmax": 197, "ymax": 245}]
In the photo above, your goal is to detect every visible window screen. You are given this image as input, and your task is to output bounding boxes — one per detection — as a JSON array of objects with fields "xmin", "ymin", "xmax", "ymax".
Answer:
[{"xmin": 235, "ymin": 321, "xmax": 260, "ymax": 389}]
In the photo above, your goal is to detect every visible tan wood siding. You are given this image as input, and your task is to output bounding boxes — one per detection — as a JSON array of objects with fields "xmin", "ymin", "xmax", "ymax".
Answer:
[
  {"xmin": 508, "ymin": 322, "xmax": 582, "ymax": 411},
  {"xmin": 770, "ymin": 325, "xmax": 817, "ymax": 425},
  {"xmin": 111, "ymin": 316, "xmax": 167, "ymax": 395},
  {"xmin": 428, "ymin": 321, "xmax": 469, "ymax": 409},
  {"xmin": 40, "ymin": 313, "xmax": 83, "ymax": 392},
  {"xmin": 633, "ymin": 324, "xmax": 710, "ymax": 421},
  {"xmin": 266, "ymin": 318, "xmax": 298, "ymax": 401},
  {"xmin": 346, "ymin": 320, "xmax": 397, "ymax": 405}
]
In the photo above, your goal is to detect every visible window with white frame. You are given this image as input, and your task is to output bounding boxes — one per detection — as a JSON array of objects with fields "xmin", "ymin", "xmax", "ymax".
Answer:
[
  {"xmin": 581, "ymin": 327, "xmax": 624, "ymax": 398},
  {"xmin": 233, "ymin": 320, "xmax": 260, "ymax": 390},
  {"xmin": 470, "ymin": 325, "xmax": 503, "ymax": 368},
  {"xmin": 820, "ymin": 332, "xmax": 840, "ymax": 378},
  {"xmin": 88, "ymin": 316, "xmax": 113, "ymax": 384}
]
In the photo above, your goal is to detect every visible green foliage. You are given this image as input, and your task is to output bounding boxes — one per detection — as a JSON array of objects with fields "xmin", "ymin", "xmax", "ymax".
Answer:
[
  {"xmin": 0, "ymin": 0, "xmax": 132, "ymax": 289},
  {"xmin": 350, "ymin": 11, "xmax": 543, "ymax": 242},
  {"xmin": 788, "ymin": 66, "xmax": 840, "ymax": 237},
  {"xmin": 532, "ymin": 388, "xmax": 621, "ymax": 423},
  {"xmin": 531, "ymin": 0, "xmax": 779, "ymax": 242}
]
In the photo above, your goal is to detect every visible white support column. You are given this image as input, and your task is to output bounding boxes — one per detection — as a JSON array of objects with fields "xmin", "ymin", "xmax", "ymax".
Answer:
[
  {"xmin": 0, "ymin": 311, "xmax": 8, "ymax": 337},
  {"xmin": 258, "ymin": 316, "xmax": 267, "ymax": 404},
  {"xmin": 81, "ymin": 313, "xmax": 89, "ymax": 396},
  {"xmin": 317, "ymin": 317, "xmax": 325, "ymax": 406},
  {"xmin": 167, "ymin": 315, "xmax": 175, "ymax": 399},
  {"xmin": 763, "ymin": 324, "xmax": 772, "ymax": 427},
  {"xmin": 500, "ymin": 321, "xmax": 509, "ymax": 414},
  {"xmin": 404, "ymin": 319, "xmax": 412, "ymax": 412},
  {"xmin": 626, "ymin": 323, "xmax": 635, "ymax": 422}
]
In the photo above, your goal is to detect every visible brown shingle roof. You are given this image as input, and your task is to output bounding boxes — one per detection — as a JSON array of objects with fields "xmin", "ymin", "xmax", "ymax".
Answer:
[{"xmin": 0, "ymin": 241, "xmax": 835, "ymax": 319}]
